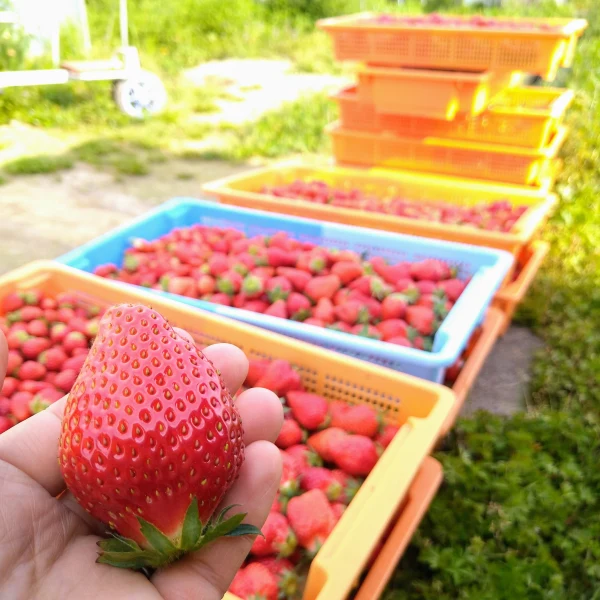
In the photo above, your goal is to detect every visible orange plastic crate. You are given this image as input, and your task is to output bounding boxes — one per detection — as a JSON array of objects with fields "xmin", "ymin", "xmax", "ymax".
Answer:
[
  {"xmin": 493, "ymin": 240, "xmax": 549, "ymax": 335},
  {"xmin": 444, "ymin": 308, "xmax": 505, "ymax": 436},
  {"xmin": 328, "ymin": 122, "xmax": 566, "ymax": 186},
  {"xmin": 318, "ymin": 12, "xmax": 588, "ymax": 80},
  {"xmin": 336, "ymin": 85, "xmax": 574, "ymax": 150},
  {"xmin": 354, "ymin": 457, "xmax": 442, "ymax": 600},
  {"xmin": 0, "ymin": 261, "xmax": 453, "ymax": 600},
  {"xmin": 356, "ymin": 66, "xmax": 518, "ymax": 120},
  {"xmin": 202, "ymin": 162, "xmax": 557, "ymax": 258}
]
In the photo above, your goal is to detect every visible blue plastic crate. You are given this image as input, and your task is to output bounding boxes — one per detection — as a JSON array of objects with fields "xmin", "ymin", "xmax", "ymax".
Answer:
[{"xmin": 58, "ymin": 198, "xmax": 513, "ymax": 382}]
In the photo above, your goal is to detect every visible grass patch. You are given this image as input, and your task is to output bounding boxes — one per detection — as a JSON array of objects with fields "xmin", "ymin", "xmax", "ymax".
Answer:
[{"xmin": 3, "ymin": 154, "xmax": 74, "ymax": 175}]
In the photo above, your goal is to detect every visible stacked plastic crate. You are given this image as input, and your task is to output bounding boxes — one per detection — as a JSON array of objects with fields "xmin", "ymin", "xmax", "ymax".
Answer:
[{"xmin": 319, "ymin": 12, "xmax": 586, "ymax": 187}]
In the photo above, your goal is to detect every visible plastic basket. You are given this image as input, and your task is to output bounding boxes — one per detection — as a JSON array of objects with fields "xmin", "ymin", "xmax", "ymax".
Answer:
[
  {"xmin": 318, "ymin": 12, "xmax": 588, "ymax": 80},
  {"xmin": 336, "ymin": 85, "xmax": 574, "ymax": 150},
  {"xmin": 444, "ymin": 307, "xmax": 504, "ymax": 436},
  {"xmin": 493, "ymin": 240, "xmax": 549, "ymax": 335},
  {"xmin": 353, "ymin": 456, "xmax": 442, "ymax": 600},
  {"xmin": 58, "ymin": 198, "xmax": 513, "ymax": 383},
  {"xmin": 0, "ymin": 261, "xmax": 453, "ymax": 600},
  {"xmin": 328, "ymin": 122, "xmax": 566, "ymax": 186},
  {"xmin": 203, "ymin": 162, "xmax": 557, "ymax": 258},
  {"xmin": 356, "ymin": 66, "xmax": 518, "ymax": 120}
]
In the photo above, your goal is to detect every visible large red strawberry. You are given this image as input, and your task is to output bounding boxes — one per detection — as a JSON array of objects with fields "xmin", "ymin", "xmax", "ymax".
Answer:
[
  {"xmin": 58, "ymin": 304, "xmax": 259, "ymax": 569},
  {"xmin": 300, "ymin": 467, "xmax": 342, "ymax": 501},
  {"xmin": 284, "ymin": 444, "xmax": 322, "ymax": 471},
  {"xmin": 406, "ymin": 305, "xmax": 435, "ymax": 336},
  {"xmin": 304, "ymin": 275, "xmax": 341, "ymax": 302},
  {"xmin": 253, "ymin": 557, "xmax": 300, "ymax": 599},
  {"xmin": 250, "ymin": 512, "xmax": 297, "ymax": 557},
  {"xmin": 287, "ymin": 489, "xmax": 336, "ymax": 556},
  {"xmin": 256, "ymin": 360, "xmax": 303, "ymax": 396},
  {"xmin": 307, "ymin": 427, "xmax": 347, "ymax": 463},
  {"xmin": 229, "ymin": 562, "xmax": 278, "ymax": 600},
  {"xmin": 275, "ymin": 418, "xmax": 305, "ymax": 449}
]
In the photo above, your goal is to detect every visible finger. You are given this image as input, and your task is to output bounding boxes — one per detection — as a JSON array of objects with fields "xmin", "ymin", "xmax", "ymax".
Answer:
[
  {"xmin": 236, "ymin": 387, "xmax": 283, "ymax": 445},
  {"xmin": 0, "ymin": 395, "xmax": 67, "ymax": 496},
  {"xmin": 152, "ymin": 441, "xmax": 282, "ymax": 600},
  {"xmin": 201, "ymin": 343, "xmax": 249, "ymax": 395}
]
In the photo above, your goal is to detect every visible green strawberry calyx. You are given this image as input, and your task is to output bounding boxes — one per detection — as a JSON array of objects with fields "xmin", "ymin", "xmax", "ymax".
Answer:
[{"xmin": 97, "ymin": 498, "xmax": 262, "ymax": 570}]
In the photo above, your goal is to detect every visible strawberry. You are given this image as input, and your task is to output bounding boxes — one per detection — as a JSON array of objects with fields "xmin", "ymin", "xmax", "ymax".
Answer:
[
  {"xmin": 327, "ymin": 321, "xmax": 352, "ymax": 334},
  {"xmin": 406, "ymin": 305, "xmax": 435, "ymax": 336},
  {"xmin": 296, "ymin": 253, "xmax": 326, "ymax": 274},
  {"xmin": 334, "ymin": 300, "xmax": 369, "ymax": 326},
  {"xmin": 331, "ymin": 261, "xmax": 363, "ymax": 285},
  {"xmin": 300, "ymin": 467, "xmax": 342, "ymax": 501},
  {"xmin": 437, "ymin": 278, "xmax": 466, "ymax": 302},
  {"xmin": 6, "ymin": 330, "xmax": 30, "ymax": 350},
  {"xmin": 286, "ymin": 391, "xmax": 330, "ymax": 431},
  {"xmin": 416, "ymin": 280, "xmax": 437, "ymax": 295},
  {"xmin": 19, "ymin": 380, "xmax": 53, "ymax": 394},
  {"xmin": 312, "ymin": 298, "xmax": 335, "ymax": 324},
  {"xmin": 11, "ymin": 391, "xmax": 34, "ymax": 421},
  {"xmin": 216, "ymin": 270, "xmax": 243, "ymax": 296},
  {"xmin": 253, "ymin": 557, "xmax": 300, "ymax": 599},
  {"xmin": 256, "ymin": 360, "xmax": 303, "ymax": 396},
  {"xmin": 21, "ymin": 337, "xmax": 51, "ymax": 360},
  {"xmin": 1, "ymin": 292, "xmax": 25, "ymax": 313},
  {"xmin": 50, "ymin": 323, "xmax": 68, "ymax": 343},
  {"xmin": 1, "ymin": 377, "xmax": 18, "ymax": 398},
  {"xmin": 267, "ymin": 247, "xmax": 297, "ymax": 268},
  {"xmin": 243, "ymin": 300, "xmax": 269, "ymax": 313},
  {"xmin": 6, "ymin": 351, "xmax": 23, "ymax": 376},
  {"xmin": 330, "ymin": 470, "xmax": 361, "ymax": 504},
  {"xmin": 18, "ymin": 361, "xmax": 46, "ymax": 381},
  {"xmin": 250, "ymin": 512, "xmax": 297, "ymax": 558},
  {"xmin": 287, "ymin": 489, "xmax": 336, "ymax": 556},
  {"xmin": 307, "ymin": 427, "xmax": 347, "ymax": 463},
  {"xmin": 330, "ymin": 403, "xmax": 380, "ymax": 438},
  {"xmin": 6, "ymin": 305, "xmax": 43, "ymax": 323},
  {"xmin": 381, "ymin": 293, "xmax": 407, "ymax": 321},
  {"xmin": 265, "ymin": 276, "xmax": 292, "ymax": 302},
  {"xmin": 410, "ymin": 259, "xmax": 452, "ymax": 282},
  {"xmin": 304, "ymin": 317, "xmax": 325, "ymax": 327},
  {"xmin": 63, "ymin": 331, "xmax": 88, "ymax": 355},
  {"xmin": 285, "ymin": 444, "xmax": 323, "ymax": 471},
  {"xmin": 26, "ymin": 319, "xmax": 49, "ymax": 338},
  {"xmin": 264, "ymin": 299, "xmax": 288, "ymax": 319},
  {"xmin": 30, "ymin": 388, "xmax": 64, "ymax": 413},
  {"xmin": 330, "ymin": 435, "xmax": 380, "ymax": 477},
  {"xmin": 59, "ymin": 304, "xmax": 258, "ymax": 569},
  {"xmin": 287, "ymin": 293, "xmax": 311, "ymax": 321},
  {"xmin": 280, "ymin": 451, "xmax": 300, "ymax": 498},
  {"xmin": 196, "ymin": 274, "xmax": 216, "ymax": 296},
  {"xmin": 0, "ymin": 416, "xmax": 13, "ymax": 434},
  {"xmin": 331, "ymin": 502, "xmax": 346, "ymax": 524},
  {"xmin": 229, "ymin": 563, "xmax": 278, "ymax": 600},
  {"xmin": 304, "ymin": 275, "xmax": 341, "ymax": 303},
  {"xmin": 62, "ymin": 354, "xmax": 88, "ymax": 372},
  {"xmin": 376, "ymin": 319, "xmax": 408, "ymax": 341},
  {"xmin": 444, "ymin": 357, "xmax": 464, "ymax": 384},
  {"xmin": 375, "ymin": 424, "xmax": 399, "ymax": 449},
  {"xmin": 370, "ymin": 276, "xmax": 393, "ymax": 300},
  {"xmin": 207, "ymin": 253, "xmax": 230, "ymax": 276},
  {"xmin": 275, "ymin": 418, "xmax": 305, "ymax": 449},
  {"xmin": 241, "ymin": 274, "xmax": 265, "ymax": 299},
  {"xmin": 210, "ymin": 292, "xmax": 232, "ymax": 306},
  {"xmin": 351, "ymin": 324, "xmax": 382, "ymax": 340},
  {"xmin": 388, "ymin": 336, "xmax": 412, "ymax": 347},
  {"xmin": 39, "ymin": 347, "xmax": 68, "ymax": 371},
  {"xmin": 245, "ymin": 359, "xmax": 270, "ymax": 387},
  {"xmin": 276, "ymin": 268, "xmax": 311, "ymax": 292}
]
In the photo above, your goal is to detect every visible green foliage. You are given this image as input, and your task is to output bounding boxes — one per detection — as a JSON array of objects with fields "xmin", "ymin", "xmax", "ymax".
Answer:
[
  {"xmin": 3, "ymin": 154, "xmax": 73, "ymax": 175},
  {"xmin": 385, "ymin": 410, "xmax": 600, "ymax": 600},
  {"xmin": 216, "ymin": 92, "xmax": 336, "ymax": 160}
]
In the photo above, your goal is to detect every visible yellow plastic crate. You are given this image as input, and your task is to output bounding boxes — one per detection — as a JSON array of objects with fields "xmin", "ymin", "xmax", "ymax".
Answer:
[
  {"xmin": 203, "ymin": 162, "xmax": 557, "ymax": 257},
  {"xmin": 335, "ymin": 85, "xmax": 574, "ymax": 150},
  {"xmin": 0, "ymin": 261, "xmax": 453, "ymax": 600},
  {"xmin": 328, "ymin": 122, "xmax": 567, "ymax": 186}
]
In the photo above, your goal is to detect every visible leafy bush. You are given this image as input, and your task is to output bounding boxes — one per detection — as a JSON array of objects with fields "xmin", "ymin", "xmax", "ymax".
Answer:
[{"xmin": 385, "ymin": 410, "xmax": 600, "ymax": 600}]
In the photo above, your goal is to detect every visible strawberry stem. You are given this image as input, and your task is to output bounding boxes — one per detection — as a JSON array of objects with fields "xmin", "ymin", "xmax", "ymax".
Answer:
[{"xmin": 97, "ymin": 498, "xmax": 262, "ymax": 570}]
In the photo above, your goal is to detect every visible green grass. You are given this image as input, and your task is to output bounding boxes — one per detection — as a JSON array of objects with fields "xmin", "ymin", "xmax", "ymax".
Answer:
[{"xmin": 3, "ymin": 154, "xmax": 74, "ymax": 175}]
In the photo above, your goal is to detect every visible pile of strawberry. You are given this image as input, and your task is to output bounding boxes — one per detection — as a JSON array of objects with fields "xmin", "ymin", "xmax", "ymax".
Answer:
[
  {"xmin": 0, "ymin": 290, "xmax": 104, "ymax": 432},
  {"xmin": 364, "ymin": 13, "xmax": 561, "ymax": 31},
  {"xmin": 261, "ymin": 180, "xmax": 528, "ymax": 233},
  {"xmin": 229, "ymin": 358, "xmax": 399, "ymax": 600},
  {"xmin": 93, "ymin": 226, "xmax": 468, "ymax": 351}
]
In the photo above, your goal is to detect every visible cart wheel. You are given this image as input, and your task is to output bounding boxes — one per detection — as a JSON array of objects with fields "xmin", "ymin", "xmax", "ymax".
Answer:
[{"xmin": 113, "ymin": 71, "xmax": 167, "ymax": 118}]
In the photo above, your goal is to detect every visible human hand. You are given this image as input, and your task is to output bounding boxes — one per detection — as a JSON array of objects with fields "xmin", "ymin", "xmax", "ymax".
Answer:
[{"xmin": 0, "ymin": 328, "xmax": 283, "ymax": 600}]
